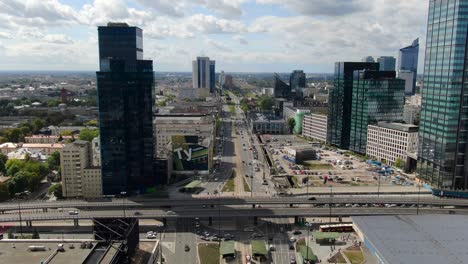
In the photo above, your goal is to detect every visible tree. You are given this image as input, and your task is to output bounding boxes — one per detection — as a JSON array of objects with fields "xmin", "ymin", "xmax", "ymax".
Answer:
[
  {"xmin": 6, "ymin": 128, "xmax": 24, "ymax": 143},
  {"xmin": 394, "ymin": 158, "xmax": 405, "ymax": 169},
  {"xmin": 48, "ymin": 183, "xmax": 63, "ymax": 199},
  {"xmin": 0, "ymin": 153, "xmax": 7, "ymax": 164},
  {"xmin": 78, "ymin": 128, "xmax": 99, "ymax": 142},
  {"xmin": 287, "ymin": 118, "xmax": 296, "ymax": 134},
  {"xmin": 258, "ymin": 96, "xmax": 274, "ymax": 111},
  {"xmin": 0, "ymin": 159, "xmax": 5, "ymax": 175},
  {"xmin": 7, "ymin": 173, "xmax": 28, "ymax": 194},
  {"xmin": 47, "ymin": 151, "xmax": 61, "ymax": 171},
  {"xmin": 32, "ymin": 118, "xmax": 46, "ymax": 133},
  {"xmin": 32, "ymin": 228, "xmax": 40, "ymax": 239},
  {"xmin": 85, "ymin": 119, "xmax": 98, "ymax": 127},
  {"xmin": 0, "ymin": 183, "xmax": 9, "ymax": 201}
]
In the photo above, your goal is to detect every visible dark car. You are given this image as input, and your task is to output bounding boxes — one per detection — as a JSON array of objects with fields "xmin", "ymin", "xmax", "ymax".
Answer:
[
  {"xmin": 289, "ymin": 244, "xmax": 295, "ymax": 250},
  {"xmin": 308, "ymin": 197, "xmax": 316, "ymax": 201},
  {"xmin": 134, "ymin": 211, "xmax": 142, "ymax": 216},
  {"xmin": 184, "ymin": 245, "xmax": 190, "ymax": 251},
  {"xmin": 293, "ymin": 230, "xmax": 302, "ymax": 235}
]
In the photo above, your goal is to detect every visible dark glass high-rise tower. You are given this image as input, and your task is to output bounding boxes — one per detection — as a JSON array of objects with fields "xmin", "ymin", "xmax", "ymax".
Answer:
[
  {"xmin": 418, "ymin": 0, "xmax": 468, "ymax": 191},
  {"xmin": 273, "ymin": 73, "xmax": 291, "ymax": 98},
  {"xmin": 327, "ymin": 62, "xmax": 379, "ymax": 149},
  {"xmin": 349, "ymin": 70, "xmax": 405, "ymax": 154},
  {"xmin": 290, "ymin": 70, "xmax": 306, "ymax": 98},
  {"xmin": 97, "ymin": 23, "xmax": 155, "ymax": 195}
]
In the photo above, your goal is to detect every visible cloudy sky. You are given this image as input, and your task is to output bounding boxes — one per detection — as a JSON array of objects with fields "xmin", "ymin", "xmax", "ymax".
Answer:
[{"xmin": 0, "ymin": 0, "xmax": 428, "ymax": 73}]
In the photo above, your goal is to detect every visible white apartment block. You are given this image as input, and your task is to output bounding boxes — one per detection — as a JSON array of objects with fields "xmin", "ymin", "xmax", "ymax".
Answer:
[
  {"xmin": 302, "ymin": 113, "xmax": 328, "ymax": 142},
  {"xmin": 154, "ymin": 114, "xmax": 215, "ymax": 159},
  {"xmin": 366, "ymin": 122, "xmax": 419, "ymax": 166},
  {"xmin": 61, "ymin": 140, "xmax": 102, "ymax": 198}
]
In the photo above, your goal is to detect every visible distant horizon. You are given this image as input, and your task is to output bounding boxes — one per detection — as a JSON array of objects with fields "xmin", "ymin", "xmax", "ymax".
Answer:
[{"xmin": 0, "ymin": 70, "xmax": 336, "ymax": 75}]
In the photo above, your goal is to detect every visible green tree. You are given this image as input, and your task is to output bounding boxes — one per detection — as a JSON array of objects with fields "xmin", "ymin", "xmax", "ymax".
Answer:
[
  {"xmin": 394, "ymin": 158, "xmax": 405, "ymax": 169},
  {"xmin": 258, "ymin": 96, "xmax": 274, "ymax": 111},
  {"xmin": 47, "ymin": 151, "xmax": 61, "ymax": 171},
  {"xmin": 7, "ymin": 173, "xmax": 28, "ymax": 194},
  {"xmin": 78, "ymin": 128, "xmax": 99, "ymax": 141},
  {"xmin": 48, "ymin": 183, "xmax": 63, "ymax": 199},
  {"xmin": 0, "ymin": 159, "xmax": 5, "ymax": 175},
  {"xmin": 32, "ymin": 228, "xmax": 40, "ymax": 239},
  {"xmin": 287, "ymin": 118, "xmax": 296, "ymax": 134},
  {"xmin": 0, "ymin": 183, "xmax": 9, "ymax": 201},
  {"xmin": 0, "ymin": 153, "xmax": 7, "ymax": 164},
  {"xmin": 6, "ymin": 128, "xmax": 24, "ymax": 143},
  {"xmin": 32, "ymin": 118, "xmax": 46, "ymax": 133},
  {"xmin": 85, "ymin": 119, "xmax": 98, "ymax": 127}
]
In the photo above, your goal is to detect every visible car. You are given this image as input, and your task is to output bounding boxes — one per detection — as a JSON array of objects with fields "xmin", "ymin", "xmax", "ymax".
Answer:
[
  {"xmin": 68, "ymin": 210, "xmax": 79, "ymax": 215},
  {"xmin": 195, "ymin": 223, "xmax": 200, "ymax": 228},
  {"xmin": 184, "ymin": 245, "xmax": 190, "ymax": 251},
  {"xmin": 134, "ymin": 211, "xmax": 142, "ymax": 216},
  {"xmin": 246, "ymin": 255, "xmax": 251, "ymax": 261},
  {"xmin": 214, "ymin": 177, "xmax": 218, "ymax": 181},
  {"xmin": 251, "ymin": 233, "xmax": 264, "ymax": 238},
  {"xmin": 200, "ymin": 236, "xmax": 210, "ymax": 241},
  {"xmin": 202, "ymin": 205, "xmax": 207, "ymax": 208},
  {"xmin": 167, "ymin": 211, "xmax": 175, "ymax": 214},
  {"xmin": 147, "ymin": 231, "xmax": 154, "ymax": 236},
  {"xmin": 289, "ymin": 244, "xmax": 295, "ymax": 250},
  {"xmin": 269, "ymin": 244, "xmax": 276, "ymax": 251},
  {"xmin": 211, "ymin": 237, "xmax": 222, "ymax": 241},
  {"xmin": 146, "ymin": 234, "xmax": 157, "ymax": 239},
  {"xmin": 289, "ymin": 237, "xmax": 296, "ymax": 242},
  {"xmin": 290, "ymin": 256, "xmax": 296, "ymax": 264},
  {"xmin": 308, "ymin": 197, "xmax": 317, "ymax": 201},
  {"xmin": 244, "ymin": 227, "xmax": 255, "ymax": 232},
  {"xmin": 292, "ymin": 230, "xmax": 302, "ymax": 235}
]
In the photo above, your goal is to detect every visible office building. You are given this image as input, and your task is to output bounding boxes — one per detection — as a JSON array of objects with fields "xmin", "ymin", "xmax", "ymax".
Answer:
[
  {"xmin": 61, "ymin": 140, "xmax": 102, "ymax": 198},
  {"xmin": 361, "ymin": 56, "xmax": 375, "ymax": 63},
  {"xmin": 210, "ymin": 60, "xmax": 216, "ymax": 93},
  {"xmin": 290, "ymin": 70, "xmax": 306, "ymax": 98},
  {"xmin": 97, "ymin": 23, "xmax": 156, "ymax": 195},
  {"xmin": 92, "ymin": 136, "xmax": 101, "ymax": 167},
  {"xmin": 398, "ymin": 38, "xmax": 419, "ymax": 95},
  {"xmin": 224, "ymin": 74, "xmax": 234, "ymax": 89},
  {"xmin": 398, "ymin": 70, "xmax": 416, "ymax": 95},
  {"xmin": 192, "ymin": 56, "xmax": 215, "ymax": 93},
  {"xmin": 349, "ymin": 70, "xmax": 405, "ymax": 154},
  {"xmin": 366, "ymin": 122, "xmax": 418, "ymax": 166},
  {"xmin": 377, "ymin": 56, "xmax": 396, "ymax": 71},
  {"xmin": 327, "ymin": 62, "xmax": 379, "ymax": 149},
  {"xmin": 247, "ymin": 112, "xmax": 286, "ymax": 134},
  {"xmin": 273, "ymin": 73, "xmax": 291, "ymax": 98},
  {"xmin": 403, "ymin": 104, "xmax": 421, "ymax": 125},
  {"xmin": 154, "ymin": 114, "xmax": 215, "ymax": 175},
  {"xmin": 418, "ymin": 1, "xmax": 468, "ymax": 191},
  {"xmin": 302, "ymin": 113, "xmax": 328, "ymax": 142}
]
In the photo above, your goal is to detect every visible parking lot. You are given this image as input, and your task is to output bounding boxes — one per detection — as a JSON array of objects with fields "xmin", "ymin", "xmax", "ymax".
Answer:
[{"xmin": 261, "ymin": 135, "xmax": 420, "ymax": 194}]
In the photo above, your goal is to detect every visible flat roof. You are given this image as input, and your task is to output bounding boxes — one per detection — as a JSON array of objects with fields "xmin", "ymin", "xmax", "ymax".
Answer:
[
  {"xmin": 251, "ymin": 240, "xmax": 267, "ymax": 255},
  {"xmin": 184, "ymin": 180, "xmax": 202, "ymax": 189},
  {"xmin": 375, "ymin": 122, "xmax": 419, "ymax": 132},
  {"xmin": 352, "ymin": 215, "xmax": 468, "ymax": 264},
  {"xmin": 0, "ymin": 241, "xmax": 95, "ymax": 264},
  {"xmin": 220, "ymin": 241, "xmax": 235, "ymax": 255}
]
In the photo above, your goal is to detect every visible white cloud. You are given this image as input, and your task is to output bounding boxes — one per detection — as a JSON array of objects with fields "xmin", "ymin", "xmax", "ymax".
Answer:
[
  {"xmin": 0, "ymin": 32, "xmax": 12, "ymax": 39},
  {"xmin": 205, "ymin": 39, "xmax": 232, "ymax": 51},
  {"xmin": 256, "ymin": 0, "xmax": 370, "ymax": 16},
  {"xmin": 233, "ymin": 35, "xmax": 248, "ymax": 45},
  {"xmin": 136, "ymin": 0, "xmax": 246, "ymax": 18},
  {"xmin": 42, "ymin": 34, "xmax": 74, "ymax": 44}
]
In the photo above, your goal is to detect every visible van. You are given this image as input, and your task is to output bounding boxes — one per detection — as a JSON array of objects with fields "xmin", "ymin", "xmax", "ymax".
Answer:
[{"xmin": 356, "ymin": 177, "xmax": 361, "ymax": 182}]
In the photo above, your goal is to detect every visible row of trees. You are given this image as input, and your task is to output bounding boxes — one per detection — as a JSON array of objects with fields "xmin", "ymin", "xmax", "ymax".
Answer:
[{"xmin": 0, "ymin": 118, "xmax": 46, "ymax": 143}]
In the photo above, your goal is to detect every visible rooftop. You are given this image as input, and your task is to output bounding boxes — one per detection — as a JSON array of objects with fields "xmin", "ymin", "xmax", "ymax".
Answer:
[
  {"xmin": 375, "ymin": 122, "xmax": 419, "ymax": 132},
  {"xmin": 352, "ymin": 215, "xmax": 468, "ymax": 264}
]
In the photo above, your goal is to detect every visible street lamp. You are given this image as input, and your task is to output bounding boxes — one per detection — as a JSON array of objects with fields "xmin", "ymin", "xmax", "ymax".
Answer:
[
  {"xmin": 305, "ymin": 222, "xmax": 313, "ymax": 263},
  {"xmin": 329, "ymin": 186, "xmax": 333, "ymax": 226},
  {"xmin": 120, "ymin": 191, "xmax": 127, "ymax": 217}
]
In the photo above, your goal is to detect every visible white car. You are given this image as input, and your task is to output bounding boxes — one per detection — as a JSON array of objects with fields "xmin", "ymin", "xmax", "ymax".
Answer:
[
  {"xmin": 289, "ymin": 237, "xmax": 296, "ymax": 242},
  {"xmin": 146, "ymin": 234, "xmax": 157, "ymax": 239}
]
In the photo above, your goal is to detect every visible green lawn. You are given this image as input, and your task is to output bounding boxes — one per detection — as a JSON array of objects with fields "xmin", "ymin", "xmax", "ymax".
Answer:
[
  {"xmin": 198, "ymin": 244, "xmax": 220, "ymax": 264},
  {"xmin": 222, "ymin": 173, "xmax": 236, "ymax": 192},
  {"xmin": 344, "ymin": 250, "xmax": 364, "ymax": 264},
  {"xmin": 243, "ymin": 176, "xmax": 251, "ymax": 192},
  {"xmin": 296, "ymin": 238, "xmax": 306, "ymax": 251}
]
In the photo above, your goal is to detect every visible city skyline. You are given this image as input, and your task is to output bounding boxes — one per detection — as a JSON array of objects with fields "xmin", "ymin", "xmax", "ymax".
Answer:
[{"xmin": 0, "ymin": 0, "xmax": 427, "ymax": 73}]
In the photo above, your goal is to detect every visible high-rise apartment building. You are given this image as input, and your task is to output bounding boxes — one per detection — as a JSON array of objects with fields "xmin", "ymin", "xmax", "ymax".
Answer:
[
  {"xmin": 418, "ymin": 1, "xmax": 468, "ymax": 191},
  {"xmin": 97, "ymin": 23, "xmax": 156, "ymax": 195},
  {"xmin": 398, "ymin": 38, "xmax": 419, "ymax": 95},
  {"xmin": 349, "ymin": 70, "xmax": 405, "ymax": 154},
  {"xmin": 61, "ymin": 140, "xmax": 102, "ymax": 198},
  {"xmin": 219, "ymin": 71, "xmax": 225, "ymax": 88},
  {"xmin": 377, "ymin": 56, "xmax": 396, "ymax": 71},
  {"xmin": 327, "ymin": 62, "xmax": 379, "ymax": 149},
  {"xmin": 192, "ymin": 57, "xmax": 215, "ymax": 92}
]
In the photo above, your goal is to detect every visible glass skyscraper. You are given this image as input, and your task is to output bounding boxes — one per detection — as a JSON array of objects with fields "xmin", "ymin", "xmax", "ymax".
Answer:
[
  {"xmin": 349, "ymin": 70, "xmax": 405, "ymax": 154},
  {"xmin": 327, "ymin": 62, "xmax": 379, "ymax": 149},
  {"xmin": 290, "ymin": 70, "xmax": 306, "ymax": 98},
  {"xmin": 377, "ymin": 56, "xmax": 396, "ymax": 71},
  {"xmin": 97, "ymin": 23, "xmax": 156, "ymax": 195},
  {"xmin": 418, "ymin": 0, "xmax": 468, "ymax": 191},
  {"xmin": 273, "ymin": 73, "xmax": 291, "ymax": 98},
  {"xmin": 210, "ymin": 60, "xmax": 216, "ymax": 93},
  {"xmin": 398, "ymin": 38, "xmax": 419, "ymax": 95}
]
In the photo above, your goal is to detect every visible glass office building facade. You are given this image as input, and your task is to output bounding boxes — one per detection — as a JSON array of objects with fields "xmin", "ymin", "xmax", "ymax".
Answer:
[
  {"xmin": 273, "ymin": 73, "xmax": 291, "ymax": 98},
  {"xmin": 327, "ymin": 62, "xmax": 379, "ymax": 149},
  {"xmin": 210, "ymin": 60, "xmax": 216, "ymax": 93},
  {"xmin": 418, "ymin": 0, "xmax": 468, "ymax": 190},
  {"xmin": 349, "ymin": 71, "xmax": 405, "ymax": 154},
  {"xmin": 398, "ymin": 38, "xmax": 419, "ymax": 95},
  {"xmin": 377, "ymin": 56, "xmax": 396, "ymax": 71},
  {"xmin": 97, "ymin": 23, "xmax": 156, "ymax": 195}
]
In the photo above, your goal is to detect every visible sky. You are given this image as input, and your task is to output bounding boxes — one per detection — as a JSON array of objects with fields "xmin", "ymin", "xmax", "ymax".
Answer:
[{"xmin": 0, "ymin": 0, "xmax": 428, "ymax": 73}]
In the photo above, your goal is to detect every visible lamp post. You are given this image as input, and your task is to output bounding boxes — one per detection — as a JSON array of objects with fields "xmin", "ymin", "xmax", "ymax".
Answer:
[
  {"xmin": 305, "ymin": 222, "xmax": 313, "ymax": 263},
  {"xmin": 120, "ymin": 191, "xmax": 127, "ymax": 218},
  {"xmin": 329, "ymin": 186, "xmax": 333, "ymax": 226}
]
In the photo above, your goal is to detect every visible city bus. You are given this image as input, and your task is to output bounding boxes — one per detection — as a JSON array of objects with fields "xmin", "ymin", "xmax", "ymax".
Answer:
[{"xmin": 319, "ymin": 224, "xmax": 354, "ymax": 232}]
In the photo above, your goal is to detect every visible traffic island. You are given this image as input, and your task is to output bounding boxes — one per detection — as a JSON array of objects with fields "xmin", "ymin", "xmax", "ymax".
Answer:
[{"xmin": 198, "ymin": 243, "xmax": 220, "ymax": 264}]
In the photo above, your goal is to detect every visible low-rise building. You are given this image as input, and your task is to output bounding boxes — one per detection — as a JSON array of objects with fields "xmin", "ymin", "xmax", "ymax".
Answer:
[
  {"xmin": 24, "ymin": 135, "xmax": 72, "ymax": 143},
  {"xmin": 302, "ymin": 113, "xmax": 328, "ymax": 142},
  {"xmin": 247, "ymin": 112, "xmax": 286, "ymax": 134},
  {"xmin": 61, "ymin": 140, "xmax": 102, "ymax": 198},
  {"xmin": 0, "ymin": 142, "xmax": 64, "ymax": 157},
  {"xmin": 366, "ymin": 122, "xmax": 418, "ymax": 166}
]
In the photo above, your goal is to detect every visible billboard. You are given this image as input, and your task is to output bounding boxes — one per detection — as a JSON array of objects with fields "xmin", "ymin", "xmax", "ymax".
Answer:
[{"xmin": 172, "ymin": 135, "xmax": 210, "ymax": 171}]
